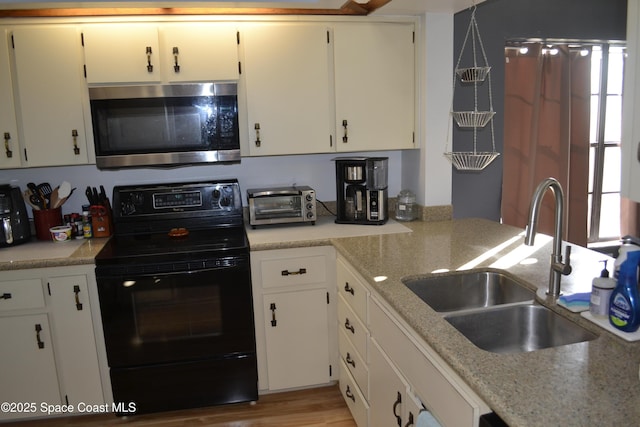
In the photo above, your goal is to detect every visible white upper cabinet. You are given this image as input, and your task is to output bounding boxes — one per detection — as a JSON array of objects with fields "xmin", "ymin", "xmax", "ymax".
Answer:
[
  {"xmin": 83, "ymin": 23, "xmax": 239, "ymax": 84},
  {"xmin": 334, "ymin": 22, "xmax": 416, "ymax": 152},
  {"xmin": 160, "ymin": 23, "xmax": 239, "ymax": 82},
  {"xmin": 0, "ymin": 29, "xmax": 20, "ymax": 169},
  {"xmin": 12, "ymin": 26, "xmax": 90, "ymax": 167},
  {"xmin": 622, "ymin": 0, "xmax": 640, "ymax": 202},
  {"xmin": 83, "ymin": 24, "xmax": 161, "ymax": 84},
  {"xmin": 241, "ymin": 23, "xmax": 333, "ymax": 156}
]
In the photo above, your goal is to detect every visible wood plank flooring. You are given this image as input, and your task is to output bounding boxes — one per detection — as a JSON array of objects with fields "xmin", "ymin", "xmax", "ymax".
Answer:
[{"xmin": 4, "ymin": 385, "xmax": 356, "ymax": 427}]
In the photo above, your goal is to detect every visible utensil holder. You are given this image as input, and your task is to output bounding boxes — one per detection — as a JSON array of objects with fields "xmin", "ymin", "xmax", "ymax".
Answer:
[{"xmin": 33, "ymin": 207, "xmax": 63, "ymax": 241}]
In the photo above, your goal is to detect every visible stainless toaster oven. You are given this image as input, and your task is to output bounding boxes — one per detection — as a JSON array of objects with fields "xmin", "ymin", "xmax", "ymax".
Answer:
[{"xmin": 247, "ymin": 186, "xmax": 316, "ymax": 227}]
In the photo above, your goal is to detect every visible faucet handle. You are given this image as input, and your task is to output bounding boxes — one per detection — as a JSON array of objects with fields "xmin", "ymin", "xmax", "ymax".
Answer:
[{"xmin": 561, "ymin": 245, "xmax": 572, "ymax": 275}]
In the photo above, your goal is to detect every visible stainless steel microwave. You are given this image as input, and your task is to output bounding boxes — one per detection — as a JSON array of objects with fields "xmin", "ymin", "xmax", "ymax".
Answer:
[
  {"xmin": 247, "ymin": 186, "xmax": 317, "ymax": 228},
  {"xmin": 89, "ymin": 83, "xmax": 240, "ymax": 169}
]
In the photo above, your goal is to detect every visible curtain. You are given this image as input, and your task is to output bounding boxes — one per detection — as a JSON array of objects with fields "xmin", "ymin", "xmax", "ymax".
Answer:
[{"xmin": 501, "ymin": 43, "xmax": 590, "ymax": 247}]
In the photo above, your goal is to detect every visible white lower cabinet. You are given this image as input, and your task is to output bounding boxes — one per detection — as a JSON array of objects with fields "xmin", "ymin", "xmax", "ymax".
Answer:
[
  {"xmin": 262, "ymin": 288, "xmax": 331, "ymax": 390},
  {"xmin": 251, "ymin": 246, "xmax": 337, "ymax": 392},
  {"xmin": 0, "ymin": 313, "xmax": 60, "ymax": 419},
  {"xmin": 0, "ymin": 265, "xmax": 106, "ymax": 421},
  {"xmin": 337, "ymin": 254, "xmax": 490, "ymax": 427}
]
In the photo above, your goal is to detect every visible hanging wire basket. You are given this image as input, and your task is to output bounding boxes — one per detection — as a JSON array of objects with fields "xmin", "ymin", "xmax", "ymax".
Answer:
[
  {"xmin": 456, "ymin": 66, "xmax": 491, "ymax": 83},
  {"xmin": 444, "ymin": 151, "xmax": 500, "ymax": 171},
  {"xmin": 444, "ymin": 6, "xmax": 499, "ymax": 171},
  {"xmin": 451, "ymin": 110, "xmax": 495, "ymax": 128}
]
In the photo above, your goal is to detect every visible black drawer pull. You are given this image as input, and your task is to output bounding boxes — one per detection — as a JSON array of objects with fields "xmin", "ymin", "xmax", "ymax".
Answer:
[
  {"xmin": 0, "ymin": 292, "xmax": 11, "ymax": 299},
  {"xmin": 344, "ymin": 282, "xmax": 355, "ymax": 295},
  {"xmin": 345, "ymin": 385, "xmax": 355, "ymax": 402},
  {"xmin": 281, "ymin": 268, "xmax": 307, "ymax": 276},
  {"xmin": 270, "ymin": 303, "xmax": 277, "ymax": 327},
  {"xmin": 73, "ymin": 285, "xmax": 83, "ymax": 311},
  {"xmin": 35, "ymin": 324, "xmax": 45, "ymax": 349},
  {"xmin": 346, "ymin": 352, "xmax": 356, "ymax": 368},
  {"xmin": 405, "ymin": 412, "xmax": 414, "ymax": 427},
  {"xmin": 344, "ymin": 318, "xmax": 355, "ymax": 334},
  {"xmin": 393, "ymin": 391, "xmax": 402, "ymax": 426}
]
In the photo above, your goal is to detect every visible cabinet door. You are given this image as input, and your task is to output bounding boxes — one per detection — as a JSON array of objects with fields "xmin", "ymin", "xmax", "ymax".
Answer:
[
  {"xmin": 83, "ymin": 24, "xmax": 161, "ymax": 84},
  {"xmin": 369, "ymin": 338, "xmax": 408, "ymax": 427},
  {"xmin": 0, "ymin": 28, "xmax": 20, "ymax": 169},
  {"xmin": 160, "ymin": 23, "xmax": 239, "ymax": 82},
  {"xmin": 0, "ymin": 314, "xmax": 61, "ymax": 420},
  {"xmin": 622, "ymin": 0, "xmax": 640, "ymax": 202},
  {"xmin": 263, "ymin": 288, "xmax": 330, "ymax": 390},
  {"xmin": 242, "ymin": 23, "xmax": 333, "ymax": 155},
  {"xmin": 334, "ymin": 22, "xmax": 415, "ymax": 152},
  {"xmin": 48, "ymin": 275, "xmax": 104, "ymax": 406},
  {"xmin": 12, "ymin": 26, "xmax": 89, "ymax": 167}
]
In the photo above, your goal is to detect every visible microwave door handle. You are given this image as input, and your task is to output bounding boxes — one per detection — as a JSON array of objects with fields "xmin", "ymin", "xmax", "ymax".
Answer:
[{"xmin": 3, "ymin": 217, "xmax": 13, "ymax": 244}]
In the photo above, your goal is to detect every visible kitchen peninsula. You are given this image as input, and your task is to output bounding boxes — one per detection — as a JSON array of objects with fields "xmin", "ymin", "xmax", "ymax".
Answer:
[
  {"xmin": 248, "ymin": 217, "xmax": 640, "ymax": 427},
  {"xmin": 2, "ymin": 218, "xmax": 639, "ymax": 426}
]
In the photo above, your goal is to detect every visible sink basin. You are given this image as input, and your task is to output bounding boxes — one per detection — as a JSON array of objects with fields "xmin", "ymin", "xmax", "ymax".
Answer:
[
  {"xmin": 445, "ymin": 304, "xmax": 597, "ymax": 354},
  {"xmin": 402, "ymin": 270, "xmax": 535, "ymax": 312}
]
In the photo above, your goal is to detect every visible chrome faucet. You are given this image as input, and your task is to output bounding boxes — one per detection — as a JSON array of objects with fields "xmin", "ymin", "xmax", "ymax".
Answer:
[{"xmin": 524, "ymin": 177, "xmax": 572, "ymax": 297}]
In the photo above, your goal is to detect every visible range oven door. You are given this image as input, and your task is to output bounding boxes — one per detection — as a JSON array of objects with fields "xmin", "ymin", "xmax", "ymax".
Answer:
[
  {"xmin": 95, "ymin": 256, "xmax": 258, "ymax": 414},
  {"xmin": 96, "ymin": 257, "xmax": 255, "ymax": 368}
]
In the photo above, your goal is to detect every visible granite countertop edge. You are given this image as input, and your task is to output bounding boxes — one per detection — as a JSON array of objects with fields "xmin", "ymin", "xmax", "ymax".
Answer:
[{"xmin": 3, "ymin": 218, "xmax": 640, "ymax": 426}]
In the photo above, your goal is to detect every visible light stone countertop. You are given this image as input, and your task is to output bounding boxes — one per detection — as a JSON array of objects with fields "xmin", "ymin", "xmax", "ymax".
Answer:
[
  {"xmin": 2, "ymin": 217, "xmax": 639, "ymax": 426},
  {"xmin": 0, "ymin": 237, "xmax": 109, "ymax": 271},
  {"xmin": 328, "ymin": 218, "xmax": 640, "ymax": 427}
]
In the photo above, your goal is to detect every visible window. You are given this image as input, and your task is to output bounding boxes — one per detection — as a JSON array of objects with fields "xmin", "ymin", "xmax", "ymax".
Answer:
[{"xmin": 588, "ymin": 44, "xmax": 626, "ymax": 244}]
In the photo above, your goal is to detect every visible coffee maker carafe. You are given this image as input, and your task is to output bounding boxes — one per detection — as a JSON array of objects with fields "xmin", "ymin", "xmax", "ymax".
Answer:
[{"xmin": 335, "ymin": 157, "xmax": 388, "ymax": 225}]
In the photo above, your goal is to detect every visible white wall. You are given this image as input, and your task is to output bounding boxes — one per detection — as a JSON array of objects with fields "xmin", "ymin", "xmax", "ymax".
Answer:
[
  {"xmin": 0, "ymin": 150, "xmax": 402, "ymax": 216},
  {"xmin": 401, "ymin": 12, "xmax": 453, "ymax": 207}
]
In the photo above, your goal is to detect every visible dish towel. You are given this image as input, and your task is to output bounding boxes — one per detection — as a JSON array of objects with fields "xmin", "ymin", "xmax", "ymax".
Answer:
[
  {"xmin": 557, "ymin": 292, "xmax": 591, "ymax": 313},
  {"xmin": 416, "ymin": 410, "xmax": 442, "ymax": 427}
]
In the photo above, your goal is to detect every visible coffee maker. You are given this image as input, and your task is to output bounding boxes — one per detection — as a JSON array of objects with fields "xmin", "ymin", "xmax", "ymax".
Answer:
[{"xmin": 335, "ymin": 157, "xmax": 388, "ymax": 225}]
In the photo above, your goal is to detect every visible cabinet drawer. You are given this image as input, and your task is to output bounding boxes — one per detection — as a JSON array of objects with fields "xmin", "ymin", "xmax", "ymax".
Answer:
[
  {"xmin": 338, "ymin": 294, "xmax": 369, "ymax": 361},
  {"xmin": 260, "ymin": 254, "xmax": 328, "ymax": 289},
  {"xmin": 370, "ymin": 298, "xmax": 482, "ymax": 427},
  {"xmin": 0, "ymin": 279, "xmax": 44, "ymax": 312},
  {"xmin": 339, "ymin": 360, "xmax": 369, "ymax": 427},
  {"xmin": 337, "ymin": 257, "xmax": 369, "ymax": 323},
  {"xmin": 338, "ymin": 328, "xmax": 369, "ymax": 400}
]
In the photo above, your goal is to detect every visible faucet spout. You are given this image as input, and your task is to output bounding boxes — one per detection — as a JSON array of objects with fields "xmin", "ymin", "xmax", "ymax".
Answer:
[{"xmin": 524, "ymin": 177, "xmax": 572, "ymax": 297}]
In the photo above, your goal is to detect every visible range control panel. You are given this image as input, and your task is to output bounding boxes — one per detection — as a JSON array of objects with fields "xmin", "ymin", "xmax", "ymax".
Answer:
[{"xmin": 113, "ymin": 180, "xmax": 242, "ymax": 219}]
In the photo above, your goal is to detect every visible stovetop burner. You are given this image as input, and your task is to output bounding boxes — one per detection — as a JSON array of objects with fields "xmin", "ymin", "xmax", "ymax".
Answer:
[
  {"xmin": 95, "ymin": 226, "xmax": 248, "ymax": 264},
  {"xmin": 95, "ymin": 179, "xmax": 249, "ymax": 270}
]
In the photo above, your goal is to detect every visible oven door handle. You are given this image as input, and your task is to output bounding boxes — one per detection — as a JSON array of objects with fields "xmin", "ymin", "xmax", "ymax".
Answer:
[{"xmin": 97, "ymin": 261, "xmax": 248, "ymax": 279}]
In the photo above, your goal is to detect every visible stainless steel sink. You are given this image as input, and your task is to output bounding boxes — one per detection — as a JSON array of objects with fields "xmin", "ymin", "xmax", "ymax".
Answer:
[
  {"xmin": 402, "ymin": 270, "xmax": 535, "ymax": 312},
  {"xmin": 445, "ymin": 304, "xmax": 597, "ymax": 354}
]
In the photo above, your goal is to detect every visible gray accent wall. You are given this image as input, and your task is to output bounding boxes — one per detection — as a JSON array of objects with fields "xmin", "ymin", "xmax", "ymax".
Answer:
[{"xmin": 452, "ymin": 0, "xmax": 627, "ymax": 220}]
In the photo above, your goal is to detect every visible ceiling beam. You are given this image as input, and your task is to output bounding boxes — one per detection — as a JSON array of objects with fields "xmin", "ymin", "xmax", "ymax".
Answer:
[{"xmin": 0, "ymin": 0, "xmax": 391, "ymax": 17}]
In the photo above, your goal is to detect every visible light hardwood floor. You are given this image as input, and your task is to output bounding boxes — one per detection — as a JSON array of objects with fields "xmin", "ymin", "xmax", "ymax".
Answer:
[{"xmin": 4, "ymin": 385, "xmax": 356, "ymax": 427}]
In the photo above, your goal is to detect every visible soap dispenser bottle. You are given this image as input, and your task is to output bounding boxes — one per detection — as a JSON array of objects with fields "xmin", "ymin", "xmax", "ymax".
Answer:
[
  {"xmin": 590, "ymin": 260, "xmax": 616, "ymax": 318},
  {"xmin": 609, "ymin": 250, "xmax": 640, "ymax": 332}
]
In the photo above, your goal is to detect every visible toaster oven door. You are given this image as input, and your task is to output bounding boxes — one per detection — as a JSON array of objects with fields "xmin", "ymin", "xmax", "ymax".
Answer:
[{"xmin": 250, "ymin": 195, "xmax": 303, "ymax": 224}]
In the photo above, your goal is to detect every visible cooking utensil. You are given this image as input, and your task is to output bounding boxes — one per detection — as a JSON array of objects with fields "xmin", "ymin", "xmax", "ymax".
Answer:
[
  {"xmin": 30, "ymin": 194, "xmax": 44, "ymax": 209},
  {"xmin": 49, "ymin": 187, "xmax": 60, "ymax": 210},
  {"xmin": 51, "ymin": 181, "xmax": 72, "ymax": 209},
  {"xmin": 58, "ymin": 181, "xmax": 72, "ymax": 199},
  {"xmin": 36, "ymin": 183, "xmax": 53, "ymax": 208},
  {"xmin": 23, "ymin": 190, "xmax": 40, "ymax": 210}
]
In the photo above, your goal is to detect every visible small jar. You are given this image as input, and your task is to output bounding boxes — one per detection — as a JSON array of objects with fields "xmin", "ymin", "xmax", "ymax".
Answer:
[{"xmin": 395, "ymin": 189, "xmax": 417, "ymax": 222}]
